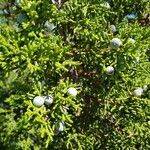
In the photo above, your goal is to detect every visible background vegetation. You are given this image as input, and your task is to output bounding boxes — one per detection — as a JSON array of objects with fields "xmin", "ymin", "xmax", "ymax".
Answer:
[{"xmin": 0, "ymin": 0, "xmax": 150, "ymax": 149}]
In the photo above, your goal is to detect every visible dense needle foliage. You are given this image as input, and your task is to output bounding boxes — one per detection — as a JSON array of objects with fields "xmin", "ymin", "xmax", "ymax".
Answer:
[{"xmin": 0, "ymin": 0, "xmax": 150, "ymax": 149}]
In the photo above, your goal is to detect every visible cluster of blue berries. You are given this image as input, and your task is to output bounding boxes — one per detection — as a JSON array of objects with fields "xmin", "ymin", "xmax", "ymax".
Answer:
[{"xmin": 32, "ymin": 87, "xmax": 78, "ymax": 132}]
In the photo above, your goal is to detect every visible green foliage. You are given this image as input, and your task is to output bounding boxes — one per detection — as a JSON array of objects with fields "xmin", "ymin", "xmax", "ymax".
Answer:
[{"xmin": 0, "ymin": 0, "xmax": 150, "ymax": 149}]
